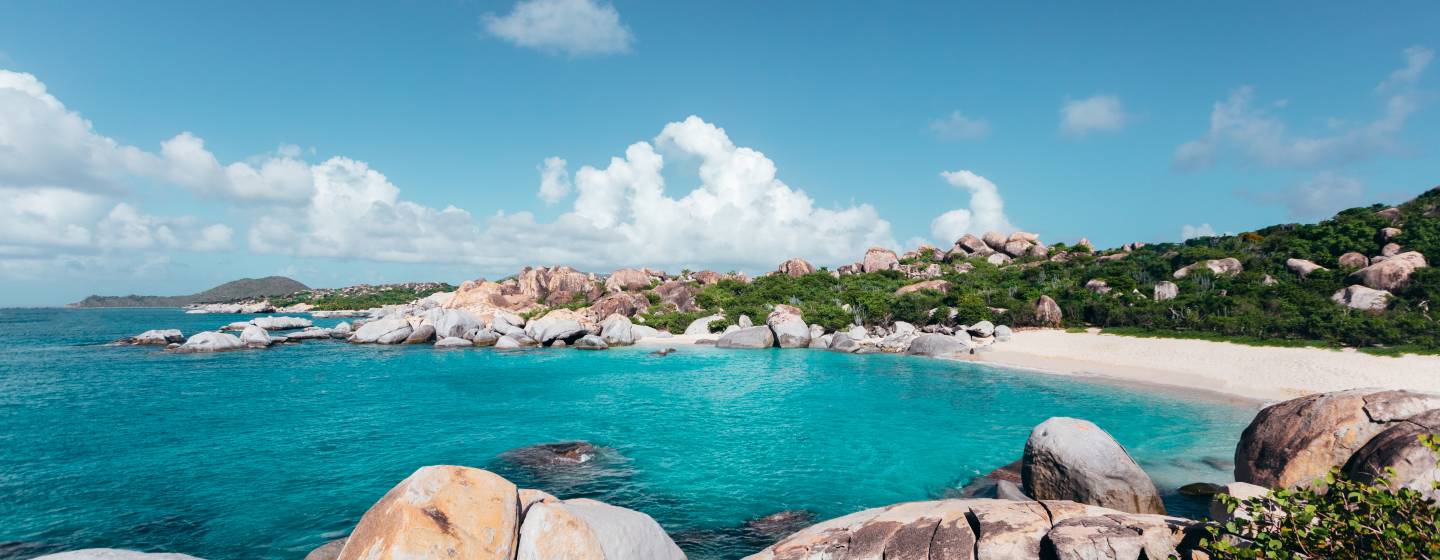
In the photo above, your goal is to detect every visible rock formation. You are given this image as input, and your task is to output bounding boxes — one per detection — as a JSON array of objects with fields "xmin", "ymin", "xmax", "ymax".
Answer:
[
  {"xmin": 1172, "ymin": 257, "xmax": 1243, "ymax": 279},
  {"xmin": 1331, "ymin": 285, "xmax": 1391, "ymax": 312},
  {"xmin": 1022, "ymin": 417, "xmax": 1167, "ymax": 514},
  {"xmin": 861, "ymin": 247, "xmax": 900, "ymax": 273},
  {"xmin": 765, "ymin": 305, "xmax": 810, "ymax": 348},
  {"xmin": 776, "ymin": 258, "xmax": 815, "ymax": 277}
]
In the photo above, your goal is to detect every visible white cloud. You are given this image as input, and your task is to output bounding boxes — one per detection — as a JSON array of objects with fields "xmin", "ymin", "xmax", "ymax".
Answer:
[
  {"xmin": 192, "ymin": 224, "xmax": 235, "ymax": 251},
  {"xmin": 537, "ymin": 156, "xmax": 572, "ymax": 204},
  {"xmin": 929, "ymin": 170, "xmax": 1014, "ymax": 243},
  {"xmin": 1174, "ymin": 47, "xmax": 1430, "ymax": 170},
  {"xmin": 1060, "ymin": 95, "xmax": 1126, "ymax": 136},
  {"xmin": 929, "ymin": 111, "xmax": 990, "ymax": 140},
  {"xmin": 158, "ymin": 132, "xmax": 314, "ymax": 203},
  {"xmin": 482, "ymin": 0, "xmax": 633, "ymax": 57},
  {"xmin": 1181, "ymin": 223, "xmax": 1216, "ymax": 240},
  {"xmin": 249, "ymin": 116, "xmax": 898, "ymax": 270}
]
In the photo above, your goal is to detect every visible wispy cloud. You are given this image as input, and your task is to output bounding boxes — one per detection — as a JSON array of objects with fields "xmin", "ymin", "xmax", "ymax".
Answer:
[
  {"xmin": 482, "ymin": 0, "xmax": 633, "ymax": 57},
  {"xmin": 1174, "ymin": 46, "xmax": 1431, "ymax": 170},
  {"xmin": 1060, "ymin": 95, "xmax": 1127, "ymax": 136},
  {"xmin": 929, "ymin": 111, "xmax": 991, "ymax": 140}
]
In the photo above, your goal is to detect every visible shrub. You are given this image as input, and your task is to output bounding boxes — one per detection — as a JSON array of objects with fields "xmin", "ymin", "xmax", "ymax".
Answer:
[{"xmin": 1204, "ymin": 435, "xmax": 1440, "ymax": 559}]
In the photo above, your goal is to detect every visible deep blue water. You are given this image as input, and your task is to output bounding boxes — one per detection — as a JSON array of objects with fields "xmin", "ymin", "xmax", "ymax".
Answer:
[{"xmin": 0, "ymin": 308, "xmax": 1256, "ymax": 560}]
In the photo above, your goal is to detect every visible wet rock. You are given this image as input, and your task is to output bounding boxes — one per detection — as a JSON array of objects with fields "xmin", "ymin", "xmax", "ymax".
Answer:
[
  {"xmin": 744, "ymin": 510, "xmax": 816, "ymax": 542},
  {"xmin": 501, "ymin": 442, "xmax": 602, "ymax": 468},
  {"xmin": 1023, "ymin": 417, "xmax": 1166, "ymax": 514},
  {"xmin": 650, "ymin": 348, "xmax": 676, "ymax": 356},
  {"xmin": 1178, "ymin": 482, "xmax": 1224, "ymax": 497},
  {"xmin": 434, "ymin": 337, "xmax": 472, "ymax": 348},
  {"xmin": 32, "ymin": 550, "xmax": 203, "ymax": 560},
  {"xmin": 1235, "ymin": 389, "xmax": 1440, "ymax": 488},
  {"xmin": 573, "ymin": 334, "xmax": 608, "ymax": 350},
  {"xmin": 304, "ymin": 538, "xmax": 346, "ymax": 560},
  {"xmin": 403, "ymin": 324, "xmax": 435, "ymax": 344}
]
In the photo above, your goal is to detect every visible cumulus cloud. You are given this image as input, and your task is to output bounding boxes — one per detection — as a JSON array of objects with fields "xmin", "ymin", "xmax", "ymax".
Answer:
[
  {"xmin": 482, "ymin": 0, "xmax": 633, "ymax": 57},
  {"xmin": 1060, "ymin": 95, "xmax": 1126, "ymax": 136},
  {"xmin": 929, "ymin": 111, "xmax": 990, "ymax": 140},
  {"xmin": 537, "ymin": 156, "xmax": 572, "ymax": 204},
  {"xmin": 248, "ymin": 116, "xmax": 898, "ymax": 270},
  {"xmin": 1181, "ymin": 223, "xmax": 1217, "ymax": 240},
  {"xmin": 929, "ymin": 170, "xmax": 1014, "ymax": 243},
  {"xmin": 1174, "ymin": 47, "xmax": 1431, "ymax": 170}
]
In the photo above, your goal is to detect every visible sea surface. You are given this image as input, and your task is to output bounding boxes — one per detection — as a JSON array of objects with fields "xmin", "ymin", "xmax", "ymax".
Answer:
[{"xmin": 0, "ymin": 308, "xmax": 1257, "ymax": 560}]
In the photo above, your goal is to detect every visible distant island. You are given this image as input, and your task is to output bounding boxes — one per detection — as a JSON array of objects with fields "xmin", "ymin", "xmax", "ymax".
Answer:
[{"xmin": 69, "ymin": 276, "xmax": 310, "ymax": 308}]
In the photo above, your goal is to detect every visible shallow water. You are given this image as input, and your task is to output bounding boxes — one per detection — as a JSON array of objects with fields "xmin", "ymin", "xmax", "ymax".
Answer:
[{"xmin": 0, "ymin": 308, "xmax": 1256, "ymax": 559}]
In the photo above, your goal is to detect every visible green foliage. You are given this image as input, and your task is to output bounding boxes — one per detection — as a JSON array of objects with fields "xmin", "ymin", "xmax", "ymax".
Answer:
[
  {"xmin": 277, "ymin": 283, "xmax": 457, "ymax": 311},
  {"xmin": 636, "ymin": 310, "xmax": 713, "ymax": 334},
  {"xmin": 1203, "ymin": 435, "xmax": 1440, "ymax": 559}
]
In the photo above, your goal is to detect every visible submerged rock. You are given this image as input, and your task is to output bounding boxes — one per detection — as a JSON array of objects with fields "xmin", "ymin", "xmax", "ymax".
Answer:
[
  {"xmin": 743, "ymin": 510, "xmax": 816, "ymax": 542},
  {"xmin": 501, "ymin": 442, "xmax": 603, "ymax": 468},
  {"xmin": 433, "ymin": 336, "xmax": 472, "ymax": 348}
]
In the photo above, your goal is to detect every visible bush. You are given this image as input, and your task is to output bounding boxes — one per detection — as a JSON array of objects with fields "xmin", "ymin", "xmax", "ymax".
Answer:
[{"xmin": 1204, "ymin": 435, "xmax": 1440, "ymax": 559}]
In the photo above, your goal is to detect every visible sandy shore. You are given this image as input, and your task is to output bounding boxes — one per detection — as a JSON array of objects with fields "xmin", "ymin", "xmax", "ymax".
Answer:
[{"xmin": 976, "ymin": 329, "xmax": 1440, "ymax": 403}]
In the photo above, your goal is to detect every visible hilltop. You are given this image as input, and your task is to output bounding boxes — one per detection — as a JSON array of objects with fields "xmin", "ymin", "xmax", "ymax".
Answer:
[{"xmin": 70, "ymin": 276, "xmax": 310, "ymax": 308}]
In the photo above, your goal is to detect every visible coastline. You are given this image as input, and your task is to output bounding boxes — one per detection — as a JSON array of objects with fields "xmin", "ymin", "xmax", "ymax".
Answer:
[{"xmin": 973, "ymin": 328, "xmax": 1440, "ymax": 403}]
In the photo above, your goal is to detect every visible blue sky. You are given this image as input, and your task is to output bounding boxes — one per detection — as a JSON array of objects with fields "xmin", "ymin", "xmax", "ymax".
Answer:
[{"xmin": 1, "ymin": 1, "xmax": 1437, "ymax": 305}]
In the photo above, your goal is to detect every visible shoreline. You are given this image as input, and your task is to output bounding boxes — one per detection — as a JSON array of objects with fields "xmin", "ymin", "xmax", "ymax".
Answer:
[{"xmin": 973, "ymin": 329, "xmax": 1440, "ymax": 403}]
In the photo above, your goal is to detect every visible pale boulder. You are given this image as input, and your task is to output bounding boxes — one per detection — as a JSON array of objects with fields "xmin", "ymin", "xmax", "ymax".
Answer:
[
  {"xmin": 129, "ymin": 329, "xmax": 184, "ymax": 345},
  {"xmin": 573, "ymin": 335, "xmax": 609, "ymax": 350},
  {"xmin": 350, "ymin": 318, "xmax": 412, "ymax": 344},
  {"xmin": 337, "ymin": 466, "xmax": 519, "ymax": 560},
  {"xmin": 1285, "ymin": 258, "xmax": 1326, "ymax": 277},
  {"xmin": 683, "ymin": 314, "xmax": 725, "ymax": 336},
  {"xmin": 1173, "ymin": 257, "xmax": 1243, "ymax": 279},
  {"xmin": 1338, "ymin": 252, "xmax": 1369, "ymax": 269},
  {"xmin": 524, "ymin": 310, "xmax": 587, "ymax": 346},
  {"xmin": 987, "ymin": 253, "xmax": 1012, "ymax": 266},
  {"xmin": 766, "ymin": 304, "xmax": 810, "ymax": 348},
  {"xmin": 174, "ymin": 331, "xmax": 244, "ymax": 353},
  {"xmin": 982, "ymin": 230, "xmax": 1008, "ymax": 251},
  {"xmin": 1033, "ymin": 295, "xmax": 1063, "ymax": 327},
  {"xmin": 239, "ymin": 325, "xmax": 273, "ymax": 347},
  {"xmin": 894, "ymin": 279, "xmax": 950, "ymax": 296},
  {"xmin": 33, "ymin": 550, "xmax": 202, "ymax": 560},
  {"xmin": 1348, "ymin": 251, "xmax": 1427, "ymax": 291},
  {"xmin": 906, "ymin": 333, "xmax": 970, "ymax": 357},
  {"xmin": 515, "ymin": 499, "xmax": 684, "ymax": 560},
  {"xmin": 1331, "ymin": 285, "xmax": 1392, "ymax": 312},
  {"xmin": 1153, "ymin": 281, "xmax": 1178, "ymax": 301},
  {"xmin": 604, "ymin": 268, "xmax": 652, "ymax": 292},
  {"xmin": 434, "ymin": 337, "xmax": 472, "ymax": 348},
  {"xmin": 249, "ymin": 316, "xmax": 312, "ymax": 331},
  {"xmin": 716, "ymin": 326, "xmax": 775, "ymax": 349}
]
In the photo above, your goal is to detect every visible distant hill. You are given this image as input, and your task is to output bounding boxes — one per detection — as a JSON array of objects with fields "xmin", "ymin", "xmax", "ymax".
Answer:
[{"xmin": 70, "ymin": 276, "xmax": 311, "ymax": 308}]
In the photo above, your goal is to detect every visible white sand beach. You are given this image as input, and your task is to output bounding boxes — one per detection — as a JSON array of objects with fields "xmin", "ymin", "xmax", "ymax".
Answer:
[{"xmin": 978, "ymin": 329, "xmax": 1440, "ymax": 402}]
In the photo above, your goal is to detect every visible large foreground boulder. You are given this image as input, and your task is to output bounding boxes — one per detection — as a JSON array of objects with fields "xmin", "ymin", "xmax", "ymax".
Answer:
[
  {"xmin": 765, "ymin": 304, "xmax": 810, "ymax": 348},
  {"xmin": 174, "ymin": 331, "xmax": 244, "ymax": 353},
  {"xmin": 432, "ymin": 309, "xmax": 482, "ymax": 339},
  {"xmin": 337, "ymin": 466, "xmax": 520, "ymax": 560},
  {"xmin": 1343, "ymin": 409, "xmax": 1440, "ymax": 501},
  {"xmin": 1234, "ymin": 389, "xmax": 1440, "ymax": 489},
  {"xmin": 518, "ymin": 499, "xmax": 685, "ymax": 560},
  {"xmin": 239, "ymin": 325, "xmax": 273, "ymax": 348},
  {"xmin": 716, "ymin": 326, "xmax": 776, "ymax": 349},
  {"xmin": 1022, "ymin": 417, "xmax": 1166, "ymax": 514},
  {"xmin": 742, "ymin": 498, "xmax": 1196, "ymax": 560}
]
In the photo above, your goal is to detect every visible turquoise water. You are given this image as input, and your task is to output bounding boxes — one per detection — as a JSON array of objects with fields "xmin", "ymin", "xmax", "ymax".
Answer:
[{"xmin": 0, "ymin": 308, "xmax": 1256, "ymax": 560}]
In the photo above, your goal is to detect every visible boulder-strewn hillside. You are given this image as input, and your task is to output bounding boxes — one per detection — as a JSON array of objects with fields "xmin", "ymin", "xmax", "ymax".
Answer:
[{"xmin": 70, "ymin": 276, "xmax": 310, "ymax": 308}]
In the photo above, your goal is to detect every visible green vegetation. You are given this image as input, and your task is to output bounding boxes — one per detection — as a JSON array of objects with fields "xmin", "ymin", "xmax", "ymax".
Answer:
[
  {"xmin": 273, "ymin": 283, "xmax": 456, "ymax": 311},
  {"xmin": 635, "ymin": 310, "xmax": 717, "ymax": 334},
  {"xmin": 1204, "ymin": 436, "xmax": 1440, "ymax": 559},
  {"xmin": 650, "ymin": 187, "xmax": 1439, "ymax": 352}
]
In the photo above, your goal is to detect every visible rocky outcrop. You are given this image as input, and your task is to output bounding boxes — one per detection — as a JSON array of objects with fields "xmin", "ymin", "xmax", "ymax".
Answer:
[
  {"xmin": 651, "ymin": 281, "xmax": 698, "ymax": 312},
  {"xmin": 986, "ymin": 253, "xmax": 1012, "ymax": 266},
  {"xmin": 1331, "ymin": 285, "xmax": 1391, "ymax": 312},
  {"xmin": 1153, "ymin": 281, "xmax": 1178, "ymax": 301},
  {"xmin": 336, "ymin": 466, "xmax": 520, "ymax": 560},
  {"xmin": 587, "ymin": 292, "xmax": 648, "ymax": 319},
  {"xmin": 862, "ymin": 247, "xmax": 900, "ymax": 273},
  {"xmin": 1173, "ymin": 257, "xmax": 1243, "ymax": 279},
  {"xmin": 894, "ymin": 279, "xmax": 950, "ymax": 296},
  {"xmin": 604, "ymin": 268, "xmax": 653, "ymax": 292},
  {"xmin": 403, "ymin": 324, "xmax": 435, "ymax": 344},
  {"xmin": 952, "ymin": 233, "xmax": 992, "ymax": 257},
  {"xmin": 1034, "ymin": 296, "xmax": 1063, "ymax": 327},
  {"xmin": 716, "ymin": 326, "xmax": 776, "ymax": 349},
  {"xmin": 742, "ymin": 499, "xmax": 1198, "ymax": 560},
  {"xmin": 126, "ymin": 329, "xmax": 184, "ymax": 345},
  {"xmin": 1022, "ymin": 417, "xmax": 1166, "ymax": 514},
  {"xmin": 1084, "ymin": 279, "xmax": 1111, "ymax": 295},
  {"xmin": 1338, "ymin": 252, "xmax": 1369, "ymax": 269},
  {"xmin": 766, "ymin": 305, "xmax": 810, "ymax": 348},
  {"xmin": 431, "ymin": 309, "xmax": 482, "ymax": 339},
  {"xmin": 598, "ymin": 315, "xmax": 640, "ymax": 346},
  {"xmin": 777, "ymin": 258, "xmax": 816, "ymax": 277},
  {"xmin": 1285, "ymin": 258, "xmax": 1326, "ymax": 278},
  {"xmin": 1348, "ymin": 251, "xmax": 1428, "ymax": 291},
  {"xmin": 174, "ymin": 331, "xmax": 244, "ymax": 353},
  {"xmin": 1343, "ymin": 409, "xmax": 1440, "ymax": 500},
  {"xmin": 350, "ymin": 318, "xmax": 412, "ymax": 344},
  {"xmin": 434, "ymin": 336, "xmax": 473, "ymax": 348},
  {"xmin": 1234, "ymin": 389, "xmax": 1440, "ymax": 489}
]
